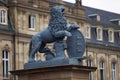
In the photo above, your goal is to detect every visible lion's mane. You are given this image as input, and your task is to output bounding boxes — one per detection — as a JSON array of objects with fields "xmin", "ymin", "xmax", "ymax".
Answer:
[{"xmin": 48, "ymin": 6, "xmax": 67, "ymax": 36}]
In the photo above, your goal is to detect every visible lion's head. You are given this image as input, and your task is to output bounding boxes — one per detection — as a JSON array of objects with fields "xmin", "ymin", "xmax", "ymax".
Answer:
[
  {"xmin": 50, "ymin": 6, "xmax": 65, "ymax": 18},
  {"xmin": 48, "ymin": 6, "xmax": 67, "ymax": 36}
]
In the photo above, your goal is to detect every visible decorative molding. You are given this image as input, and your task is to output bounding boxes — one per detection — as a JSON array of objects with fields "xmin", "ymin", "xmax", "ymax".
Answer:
[
  {"xmin": 99, "ymin": 56, "xmax": 105, "ymax": 62},
  {"xmin": 3, "ymin": 44, "xmax": 10, "ymax": 51}
]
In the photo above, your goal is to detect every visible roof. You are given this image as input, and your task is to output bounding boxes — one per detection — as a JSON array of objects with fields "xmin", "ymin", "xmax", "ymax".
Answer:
[
  {"xmin": 83, "ymin": 6, "xmax": 120, "ymax": 29},
  {"xmin": 82, "ymin": 6, "xmax": 120, "ymax": 48},
  {"xmin": 63, "ymin": 1, "xmax": 74, "ymax": 7},
  {"xmin": 0, "ymin": 2, "xmax": 14, "ymax": 32},
  {"xmin": 62, "ymin": 1, "xmax": 120, "ymax": 29},
  {"xmin": 86, "ymin": 27, "xmax": 120, "ymax": 48},
  {"xmin": 53, "ymin": 1, "xmax": 120, "ymax": 48},
  {"xmin": 0, "ymin": 17, "xmax": 14, "ymax": 32},
  {"xmin": 0, "ymin": 0, "xmax": 7, "ymax": 6}
]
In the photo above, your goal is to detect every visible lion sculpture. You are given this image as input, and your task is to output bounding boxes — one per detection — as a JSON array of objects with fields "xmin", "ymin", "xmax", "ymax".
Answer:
[{"xmin": 28, "ymin": 6, "xmax": 78, "ymax": 62}]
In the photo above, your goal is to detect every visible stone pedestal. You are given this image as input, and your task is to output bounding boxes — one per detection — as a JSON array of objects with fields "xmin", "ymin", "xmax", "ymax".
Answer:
[{"xmin": 11, "ymin": 65, "xmax": 96, "ymax": 80}]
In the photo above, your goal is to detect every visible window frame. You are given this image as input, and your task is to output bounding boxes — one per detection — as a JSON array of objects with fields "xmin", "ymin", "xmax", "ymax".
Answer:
[
  {"xmin": 111, "ymin": 62, "xmax": 117, "ymax": 80},
  {"xmin": 97, "ymin": 27, "xmax": 103, "ymax": 41},
  {"xmin": 85, "ymin": 26, "xmax": 91, "ymax": 39},
  {"xmin": 108, "ymin": 30, "xmax": 114, "ymax": 42},
  {"xmin": 0, "ymin": 7, "xmax": 8, "ymax": 25},
  {"xmin": 2, "ymin": 50, "xmax": 10, "ymax": 79},
  {"xmin": 29, "ymin": 15, "xmax": 36, "ymax": 30},
  {"xmin": 99, "ymin": 61, "xmax": 105, "ymax": 80},
  {"xmin": 87, "ymin": 59, "xmax": 94, "ymax": 80}
]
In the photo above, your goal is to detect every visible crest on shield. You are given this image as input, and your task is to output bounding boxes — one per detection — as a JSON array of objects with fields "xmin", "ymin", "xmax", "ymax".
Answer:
[{"xmin": 66, "ymin": 28, "xmax": 86, "ymax": 58}]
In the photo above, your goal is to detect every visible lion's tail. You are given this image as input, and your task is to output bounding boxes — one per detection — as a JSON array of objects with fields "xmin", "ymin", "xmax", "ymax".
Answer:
[{"xmin": 29, "ymin": 40, "xmax": 32, "ymax": 57}]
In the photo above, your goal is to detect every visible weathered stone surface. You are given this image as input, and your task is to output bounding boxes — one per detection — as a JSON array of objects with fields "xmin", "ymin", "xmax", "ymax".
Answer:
[{"xmin": 11, "ymin": 65, "xmax": 97, "ymax": 80}]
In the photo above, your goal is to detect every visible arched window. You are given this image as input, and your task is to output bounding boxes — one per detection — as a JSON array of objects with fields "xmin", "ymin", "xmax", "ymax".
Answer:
[
  {"xmin": 85, "ymin": 26, "xmax": 91, "ymax": 38},
  {"xmin": 97, "ymin": 28, "xmax": 102, "ymax": 40},
  {"xmin": 99, "ymin": 61, "xmax": 105, "ymax": 80},
  {"xmin": 109, "ymin": 30, "xmax": 114, "ymax": 42},
  {"xmin": 87, "ymin": 59, "xmax": 93, "ymax": 80},
  {"xmin": 112, "ymin": 62, "xmax": 117, "ymax": 80},
  {"xmin": 2, "ymin": 50, "xmax": 10, "ymax": 79}
]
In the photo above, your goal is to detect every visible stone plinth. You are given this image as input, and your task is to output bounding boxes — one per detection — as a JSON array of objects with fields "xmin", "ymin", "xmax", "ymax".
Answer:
[
  {"xmin": 24, "ymin": 58, "xmax": 84, "ymax": 69},
  {"xmin": 11, "ymin": 65, "xmax": 97, "ymax": 80}
]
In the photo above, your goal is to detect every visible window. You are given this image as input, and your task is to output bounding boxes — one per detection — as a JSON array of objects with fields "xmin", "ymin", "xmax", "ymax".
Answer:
[
  {"xmin": 88, "ymin": 14, "xmax": 100, "ymax": 21},
  {"xmin": 112, "ymin": 62, "xmax": 117, "ymax": 80},
  {"xmin": 87, "ymin": 59, "xmax": 92, "ymax": 67},
  {"xmin": 0, "ymin": 9, "xmax": 7, "ymax": 24},
  {"xmin": 97, "ymin": 28, "xmax": 102, "ymax": 40},
  {"xmin": 99, "ymin": 61, "xmax": 105, "ymax": 80},
  {"xmin": 109, "ymin": 30, "xmax": 114, "ymax": 42},
  {"xmin": 87, "ymin": 60, "xmax": 93, "ymax": 80},
  {"xmin": 110, "ymin": 19, "xmax": 120, "ymax": 25},
  {"xmin": 29, "ymin": 15, "xmax": 36, "ymax": 30},
  {"xmin": 2, "ymin": 50, "xmax": 10, "ymax": 79},
  {"xmin": 85, "ymin": 26, "xmax": 90, "ymax": 38},
  {"xmin": 119, "ymin": 32, "xmax": 120, "ymax": 38}
]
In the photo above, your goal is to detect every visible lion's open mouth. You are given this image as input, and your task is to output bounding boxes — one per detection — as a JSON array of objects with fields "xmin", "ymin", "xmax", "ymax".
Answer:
[
  {"xmin": 62, "ymin": 9, "xmax": 65, "ymax": 15},
  {"xmin": 62, "ymin": 9, "xmax": 64, "ymax": 13}
]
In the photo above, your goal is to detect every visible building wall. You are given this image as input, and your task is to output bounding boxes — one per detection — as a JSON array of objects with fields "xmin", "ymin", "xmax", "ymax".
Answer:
[
  {"xmin": 0, "ymin": 0, "xmax": 120, "ymax": 80},
  {"xmin": 0, "ymin": 32, "xmax": 13, "ymax": 80},
  {"xmin": 85, "ymin": 45, "xmax": 120, "ymax": 80}
]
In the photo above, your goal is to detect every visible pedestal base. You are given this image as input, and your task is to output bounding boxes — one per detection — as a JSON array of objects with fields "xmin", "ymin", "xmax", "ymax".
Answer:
[
  {"xmin": 11, "ymin": 65, "xmax": 97, "ymax": 80},
  {"xmin": 24, "ymin": 57, "xmax": 83, "ymax": 69}
]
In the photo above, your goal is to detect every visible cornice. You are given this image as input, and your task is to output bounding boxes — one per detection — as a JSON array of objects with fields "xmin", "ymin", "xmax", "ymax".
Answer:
[
  {"xmin": 9, "ymin": 2, "xmax": 87, "ymax": 22},
  {"xmin": 86, "ymin": 43, "xmax": 120, "ymax": 51},
  {"xmin": 0, "ymin": 30, "xmax": 14, "ymax": 36}
]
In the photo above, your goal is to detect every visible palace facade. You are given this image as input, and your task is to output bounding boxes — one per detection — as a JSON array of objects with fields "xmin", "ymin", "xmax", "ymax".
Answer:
[{"xmin": 0, "ymin": 0, "xmax": 120, "ymax": 80}]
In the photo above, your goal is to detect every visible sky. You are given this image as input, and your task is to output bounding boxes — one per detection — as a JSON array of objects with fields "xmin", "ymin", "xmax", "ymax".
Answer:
[{"xmin": 63, "ymin": 0, "xmax": 120, "ymax": 14}]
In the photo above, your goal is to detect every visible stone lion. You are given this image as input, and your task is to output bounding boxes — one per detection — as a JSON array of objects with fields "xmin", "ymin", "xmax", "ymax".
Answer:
[{"xmin": 28, "ymin": 6, "xmax": 73, "ymax": 62}]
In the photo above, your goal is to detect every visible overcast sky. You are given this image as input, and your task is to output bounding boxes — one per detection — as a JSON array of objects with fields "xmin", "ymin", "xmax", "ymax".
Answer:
[{"xmin": 63, "ymin": 0, "xmax": 120, "ymax": 14}]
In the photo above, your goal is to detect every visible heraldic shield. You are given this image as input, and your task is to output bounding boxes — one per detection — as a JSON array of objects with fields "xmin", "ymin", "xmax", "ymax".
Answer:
[{"xmin": 66, "ymin": 29, "xmax": 86, "ymax": 58}]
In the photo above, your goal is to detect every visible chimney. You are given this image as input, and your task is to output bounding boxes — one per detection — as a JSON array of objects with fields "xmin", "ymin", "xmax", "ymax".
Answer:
[{"xmin": 75, "ymin": 0, "xmax": 82, "ymax": 7}]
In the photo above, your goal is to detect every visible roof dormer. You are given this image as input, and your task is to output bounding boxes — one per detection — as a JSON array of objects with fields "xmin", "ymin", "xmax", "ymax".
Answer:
[
  {"xmin": 0, "ymin": 6, "xmax": 8, "ymax": 25},
  {"xmin": 88, "ymin": 14, "xmax": 100, "ymax": 21},
  {"xmin": 110, "ymin": 18, "xmax": 120, "ymax": 26}
]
